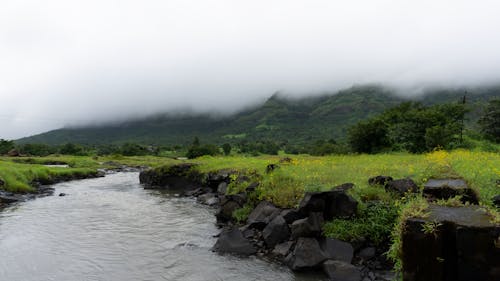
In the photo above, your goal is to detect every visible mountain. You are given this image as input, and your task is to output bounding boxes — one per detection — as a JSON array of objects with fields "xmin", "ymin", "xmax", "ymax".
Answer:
[{"xmin": 17, "ymin": 85, "xmax": 499, "ymax": 146}]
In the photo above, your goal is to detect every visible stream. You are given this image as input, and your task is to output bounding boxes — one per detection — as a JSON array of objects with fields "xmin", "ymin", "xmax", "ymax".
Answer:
[{"xmin": 0, "ymin": 172, "xmax": 324, "ymax": 281}]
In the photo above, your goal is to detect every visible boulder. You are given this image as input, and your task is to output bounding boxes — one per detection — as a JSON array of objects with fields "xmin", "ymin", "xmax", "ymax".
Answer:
[
  {"xmin": 245, "ymin": 182, "xmax": 259, "ymax": 193},
  {"xmin": 298, "ymin": 187, "xmax": 358, "ymax": 220},
  {"xmin": 213, "ymin": 228, "xmax": 257, "ymax": 256},
  {"xmin": 357, "ymin": 247, "xmax": 376, "ymax": 261},
  {"xmin": 322, "ymin": 260, "xmax": 362, "ymax": 281},
  {"xmin": 319, "ymin": 238, "xmax": 354, "ymax": 263},
  {"xmin": 291, "ymin": 212, "xmax": 324, "ymax": 239},
  {"xmin": 368, "ymin": 175, "xmax": 393, "ymax": 186},
  {"xmin": 271, "ymin": 241, "xmax": 295, "ymax": 259},
  {"xmin": 280, "ymin": 209, "xmax": 306, "ymax": 224},
  {"xmin": 262, "ymin": 215, "xmax": 290, "ymax": 248},
  {"xmin": 0, "ymin": 192, "xmax": 19, "ymax": 204},
  {"xmin": 423, "ymin": 179, "xmax": 479, "ymax": 204},
  {"xmin": 197, "ymin": 193, "xmax": 219, "ymax": 206},
  {"xmin": 216, "ymin": 194, "xmax": 247, "ymax": 223},
  {"xmin": 206, "ymin": 169, "xmax": 236, "ymax": 191},
  {"xmin": 385, "ymin": 178, "xmax": 419, "ymax": 196},
  {"xmin": 493, "ymin": 195, "xmax": 500, "ymax": 208},
  {"xmin": 266, "ymin": 164, "xmax": 279, "ymax": 173},
  {"xmin": 402, "ymin": 205, "xmax": 500, "ymax": 281},
  {"xmin": 139, "ymin": 163, "xmax": 202, "ymax": 190},
  {"xmin": 285, "ymin": 237, "xmax": 327, "ymax": 270},
  {"xmin": 247, "ymin": 201, "xmax": 281, "ymax": 229},
  {"xmin": 217, "ymin": 182, "xmax": 228, "ymax": 195}
]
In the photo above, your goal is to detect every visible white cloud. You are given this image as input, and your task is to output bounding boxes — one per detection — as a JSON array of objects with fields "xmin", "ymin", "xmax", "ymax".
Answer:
[{"xmin": 1, "ymin": 0, "xmax": 500, "ymax": 138}]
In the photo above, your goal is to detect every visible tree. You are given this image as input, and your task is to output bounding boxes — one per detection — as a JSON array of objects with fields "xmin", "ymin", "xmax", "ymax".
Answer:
[
  {"xmin": 0, "ymin": 139, "xmax": 15, "ymax": 155},
  {"xmin": 348, "ymin": 119, "xmax": 391, "ymax": 153},
  {"xmin": 186, "ymin": 144, "xmax": 219, "ymax": 159},
  {"xmin": 192, "ymin": 136, "xmax": 200, "ymax": 146},
  {"xmin": 222, "ymin": 143, "xmax": 231, "ymax": 155},
  {"xmin": 478, "ymin": 99, "xmax": 500, "ymax": 143}
]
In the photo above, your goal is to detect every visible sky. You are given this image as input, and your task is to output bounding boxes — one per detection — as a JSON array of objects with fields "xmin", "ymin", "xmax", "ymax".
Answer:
[{"xmin": 1, "ymin": 0, "xmax": 500, "ymax": 139}]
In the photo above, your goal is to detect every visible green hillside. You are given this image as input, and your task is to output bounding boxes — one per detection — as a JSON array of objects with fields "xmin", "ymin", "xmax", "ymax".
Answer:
[{"xmin": 17, "ymin": 85, "xmax": 499, "ymax": 146}]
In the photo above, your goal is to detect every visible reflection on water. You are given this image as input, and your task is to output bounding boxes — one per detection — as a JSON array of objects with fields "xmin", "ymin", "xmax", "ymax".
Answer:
[{"xmin": 0, "ymin": 172, "xmax": 324, "ymax": 281}]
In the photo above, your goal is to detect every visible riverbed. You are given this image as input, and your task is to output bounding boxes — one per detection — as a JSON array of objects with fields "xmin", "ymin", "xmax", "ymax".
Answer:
[{"xmin": 0, "ymin": 172, "xmax": 324, "ymax": 281}]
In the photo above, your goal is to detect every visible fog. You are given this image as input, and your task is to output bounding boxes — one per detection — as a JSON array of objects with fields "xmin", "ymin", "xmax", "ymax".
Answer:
[{"xmin": 1, "ymin": 0, "xmax": 500, "ymax": 139}]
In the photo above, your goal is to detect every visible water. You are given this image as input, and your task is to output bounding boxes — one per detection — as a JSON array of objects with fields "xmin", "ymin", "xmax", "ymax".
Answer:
[{"xmin": 0, "ymin": 172, "xmax": 324, "ymax": 281}]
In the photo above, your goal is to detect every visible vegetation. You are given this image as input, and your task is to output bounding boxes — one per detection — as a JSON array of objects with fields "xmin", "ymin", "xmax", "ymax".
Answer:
[
  {"xmin": 478, "ymin": 99, "xmax": 500, "ymax": 143},
  {"xmin": 15, "ymin": 85, "xmax": 499, "ymax": 146}
]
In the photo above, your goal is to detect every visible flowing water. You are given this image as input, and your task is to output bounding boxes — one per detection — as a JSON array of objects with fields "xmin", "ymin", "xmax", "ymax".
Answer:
[{"xmin": 0, "ymin": 172, "xmax": 324, "ymax": 281}]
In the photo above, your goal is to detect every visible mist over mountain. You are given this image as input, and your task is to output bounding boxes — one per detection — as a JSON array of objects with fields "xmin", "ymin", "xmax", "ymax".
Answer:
[{"xmin": 17, "ymin": 85, "xmax": 499, "ymax": 146}]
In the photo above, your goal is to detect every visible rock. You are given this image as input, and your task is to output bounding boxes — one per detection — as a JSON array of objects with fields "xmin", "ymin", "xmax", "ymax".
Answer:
[
  {"xmin": 271, "ymin": 241, "xmax": 295, "ymax": 259},
  {"xmin": 384, "ymin": 178, "xmax": 418, "ymax": 196},
  {"xmin": 357, "ymin": 247, "xmax": 376, "ymax": 261},
  {"xmin": 368, "ymin": 176, "xmax": 393, "ymax": 186},
  {"xmin": 197, "ymin": 193, "xmax": 219, "ymax": 206},
  {"xmin": 0, "ymin": 178, "xmax": 4, "ymax": 187},
  {"xmin": 423, "ymin": 179, "xmax": 479, "ymax": 204},
  {"xmin": 0, "ymin": 193, "xmax": 19, "ymax": 204},
  {"xmin": 322, "ymin": 260, "xmax": 362, "ymax": 281},
  {"xmin": 266, "ymin": 164, "xmax": 279, "ymax": 173},
  {"xmin": 216, "ymin": 194, "xmax": 247, "ymax": 223},
  {"xmin": 402, "ymin": 205, "xmax": 500, "ymax": 281},
  {"xmin": 206, "ymin": 169, "xmax": 236, "ymax": 191},
  {"xmin": 493, "ymin": 195, "xmax": 500, "ymax": 208},
  {"xmin": 139, "ymin": 163, "xmax": 202, "ymax": 190},
  {"xmin": 262, "ymin": 215, "xmax": 290, "ymax": 248},
  {"xmin": 58, "ymin": 193, "xmax": 66, "ymax": 197},
  {"xmin": 319, "ymin": 238, "xmax": 354, "ymax": 263},
  {"xmin": 245, "ymin": 182, "xmax": 259, "ymax": 193},
  {"xmin": 217, "ymin": 182, "xmax": 228, "ymax": 195},
  {"xmin": 212, "ymin": 227, "xmax": 257, "ymax": 256},
  {"xmin": 285, "ymin": 237, "xmax": 327, "ymax": 270},
  {"xmin": 280, "ymin": 209, "xmax": 306, "ymax": 224},
  {"xmin": 298, "ymin": 188, "xmax": 358, "ymax": 220},
  {"xmin": 247, "ymin": 201, "xmax": 281, "ymax": 230},
  {"xmin": 291, "ymin": 212, "xmax": 324, "ymax": 239},
  {"xmin": 240, "ymin": 225, "xmax": 257, "ymax": 239}
]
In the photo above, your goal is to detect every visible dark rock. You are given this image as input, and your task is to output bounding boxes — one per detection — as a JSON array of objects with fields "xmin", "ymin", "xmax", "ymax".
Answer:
[
  {"xmin": 217, "ymin": 182, "xmax": 228, "ymax": 195},
  {"xmin": 423, "ymin": 179, "xmax": 479, "ymax": 204},
  {"xmin": 291, "ymin": 212, "xmax": 324, "ymax": 239},
  {"xmin": 271, "ymin": 241, "xmax": 295, "ymax": 259},
  {"xmin": 266, "ymin": 164, "xmax": 279, "ymax": 173},
  {"xmin": 247, "ymin": 201, "xmax": 280, "ymax": 230},
  {"xmin": 279, "ymin": 157, "xmax": 293, "ymax": 163},
  {"xmin": 280, "ymin": 209, "xmax": 306, "ymax": 224},
  {"xmin": 368, "ymin": 176, "xmax": 393, "ymax": 186},
  {"xmin": 0, "ymin": 193, "xmax": 19, "ymax": 204},
  {"xmin": 298, "ymin": 188, "xmax": 358, "ymax": 220},
  {"xmin": 245, "ymin": 182, "xmax": 259, "ymax": 193},
  {"xmin": 285, "ymin": 237, "xmax": 327, "ymax": 270},
  {"xmin": 58, "ymin": 193, "xmax": 66, "ymax": 197},
  {"xmin": 206, "ymin": 169, "xmax": 236, "ymax": 191},
  {"xmin": 319, "ymin": 238, "xmax": 354, "ymax": 263},
  {"xmin": 216, "ymin": 194, "xmax": 247, "ymax": 223},
  {"xmin": 262, "ymin": 215, "xmax": 290, "ymax": 248},
  {"xmin": 402, "ymin": 205, "xmax": 500, "ymax": 281},
  {"xmin": 385, "ymin": 178, "xmax": 419, "ymax": 196},
  {"xmin": 493, "ymin": 195, "xmax": 500, "ymax": 208},
  {"xmin": 357, "ymin": 247, "xmax": 376, "ymax": 261},
  {"xmin": 197, "ymin": 193, "xmax": 219, "ymax": 206},
  {"xmin": 139, "ymin": 163, "xmax": 202, "ymax": 190},
  {"xmin": 213, "ymin": 228, "xmax": 257, "ymax": 256},
  {"xmin": 323, "ymin": 260, "xmax": 362, "ymax": 281},
  {"xmin": 240, "ymin": 225, "xmax": 257, "ymax": 239}
]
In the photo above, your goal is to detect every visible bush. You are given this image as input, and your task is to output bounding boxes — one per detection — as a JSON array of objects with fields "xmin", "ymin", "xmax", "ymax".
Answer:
[{"xmin": 186, "ymin": 144, "xmax": 219, "ymax": 159}]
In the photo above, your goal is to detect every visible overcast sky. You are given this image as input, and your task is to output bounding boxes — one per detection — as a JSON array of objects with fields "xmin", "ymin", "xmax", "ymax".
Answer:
[{"xmin": 1, "ymin": 0, "xmax": 500, "ymax": 139}]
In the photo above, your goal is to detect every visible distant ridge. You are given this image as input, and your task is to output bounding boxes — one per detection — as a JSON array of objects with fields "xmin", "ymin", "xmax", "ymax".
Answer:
[{"xmin": 17, "ymin": 85, "xmax": 499, "ymax": 145}]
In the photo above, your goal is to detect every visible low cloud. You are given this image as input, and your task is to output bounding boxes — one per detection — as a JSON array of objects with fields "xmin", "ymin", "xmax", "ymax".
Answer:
[{"xmin": 1, "ymin": 0, "xmax": 500, "ymax": 138}]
